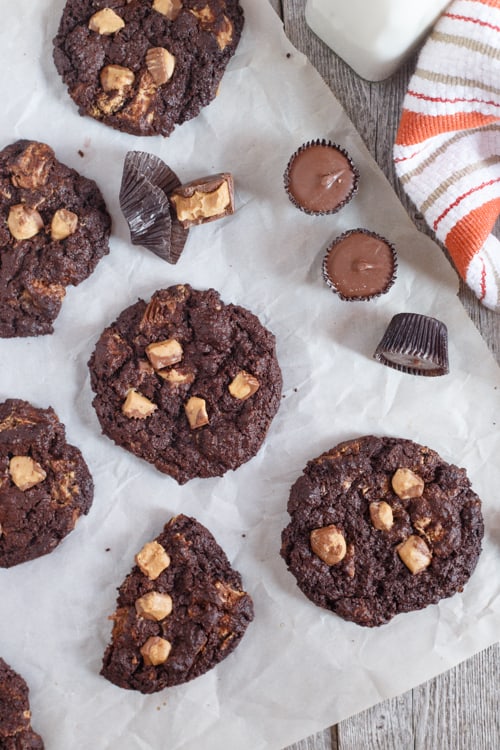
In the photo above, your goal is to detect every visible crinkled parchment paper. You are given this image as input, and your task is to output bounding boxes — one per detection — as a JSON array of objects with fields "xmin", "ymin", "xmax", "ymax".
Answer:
[{"xmin": 1, "ymin": 2, "xmax": 500, "ymax": 749}]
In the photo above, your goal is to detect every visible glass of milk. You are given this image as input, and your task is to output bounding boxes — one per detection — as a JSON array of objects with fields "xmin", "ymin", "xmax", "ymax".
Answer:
[{"xmin": 305, "ymin": 0, "xmax": 450, "ymax": 81}]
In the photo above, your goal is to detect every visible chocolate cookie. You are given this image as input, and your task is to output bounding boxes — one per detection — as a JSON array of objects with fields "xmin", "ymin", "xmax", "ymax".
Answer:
[
  {"xmin": 0, "ymin": 140, "xmax": 111, "ymax": 338},
  {"xmin": 281, "ymin": 436, "xmax": 484, "ymax": 627},
  {"xmin": 101, "ymin": 514, "xmax": 254, "ymax": 693},
  {"xmin": 0, "ymin": 399, "xmax": 94, "ymax": 568},
  {"xmin": 0, "ymin": 658, "xmax": 44, "ymax": 749},
  {"xmin": 88, "ymin": 284, "xmax": 282, "ymax": 484},
  {"xmin": 52, "ymin": 0, "xmax": 244, "ymax": 137}
]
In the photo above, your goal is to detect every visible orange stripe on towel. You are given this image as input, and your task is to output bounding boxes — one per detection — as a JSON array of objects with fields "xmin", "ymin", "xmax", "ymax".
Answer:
[
  {"xmin": 395, "ymin": 110, "xmax": 498, "ymax": 146},
  {"xmin": 466, "ymin": 0, "xmax": 500, "ymax": 9},
  {"xmin": 445, "ymin": 197, "xmax": 500, "ymax": 276}
]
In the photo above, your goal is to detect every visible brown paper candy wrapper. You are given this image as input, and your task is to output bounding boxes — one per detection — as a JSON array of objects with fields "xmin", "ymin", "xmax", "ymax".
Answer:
[
  {"xmin": 119, "ymin": 151, "xmax": 189, "ymax": 264},
  {"xmin": 374, "ymin": 312, "xmax": 449, "ymax": 376}
]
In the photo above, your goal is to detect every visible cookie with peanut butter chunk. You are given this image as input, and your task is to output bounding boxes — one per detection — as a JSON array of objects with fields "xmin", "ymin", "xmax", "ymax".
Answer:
[
  {"xmin": 0, "ymin": 658, "xmax": 44, "ymax": 748},
  {"xmin": 0, "ymin": 139, "xmax": 111, "ymax": 338},
  {"xmin": 0, "ymin": 399, "xmax": 93, "ymax": 568},
  {"xmin": 101, "ymin": 514, "xmax": 254, "ymax": 693},
  {"xmin": 281, "ymin": 435, "xmax": 483, "ymax": 627},
  {"xmin": 52, "ymin": 0, "xmax": 244, "ymax": 137},
  {"xmin": 88, "ymin": 284, "xmax": 282, "ymax": 484}
]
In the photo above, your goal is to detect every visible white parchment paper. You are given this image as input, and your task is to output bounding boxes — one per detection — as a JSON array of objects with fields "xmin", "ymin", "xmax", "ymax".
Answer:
[{"xmin": 1, "ymin": 2, "xmax": 500, "ymax": 749}]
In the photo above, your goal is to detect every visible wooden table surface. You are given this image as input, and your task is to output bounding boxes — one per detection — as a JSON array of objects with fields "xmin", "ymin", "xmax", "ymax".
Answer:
[{"xmin": 267, "ymin": 2, "xmax": 500, "ymax": 749}]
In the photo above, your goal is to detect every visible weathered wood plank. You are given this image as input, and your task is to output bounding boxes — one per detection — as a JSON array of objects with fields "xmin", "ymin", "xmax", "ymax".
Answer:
[
  {"xmin": 337, "ymin": 694, "xmax": 414, "ymax": 750},
  {"xmin": 284, "ymin": 728, "xmax": 336, "ymax": 750},
  {"xmin": 412, "ymin": 645, "xmax": 500, "ymax": 750}
]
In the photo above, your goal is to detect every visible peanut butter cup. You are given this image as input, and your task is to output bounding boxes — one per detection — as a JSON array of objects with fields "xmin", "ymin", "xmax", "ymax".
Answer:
[
  {"xmin": 374, "ymin": 313, "xmax": 449, "ymax": 376},
  {"xmin": 322, "ymin": 229, "xmax": 397, "ymax": 300},
  {"xmin": 284, "ymin": 139, "xmax": 359, "ymax": 215},
  {"xmin": 169, "ymin": 173, "xmax": 235, "ymax": 228}
]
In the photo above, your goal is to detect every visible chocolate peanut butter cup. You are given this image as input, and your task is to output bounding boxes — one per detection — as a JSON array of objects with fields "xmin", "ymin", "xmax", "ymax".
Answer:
[
  {"xmin": 322, "ymin": 229, "xmax": 397, "ymax": 301},
  {"xmin": 374, "ymin": 312, "xmax": 449, "ymax": 376},
  {"xmin": 169, "ymin": 173, "xmax": 235, "ymax": 228},
  {"xmin": 284, "ymin": 139, "xmax": 359, "ymax": 215}
]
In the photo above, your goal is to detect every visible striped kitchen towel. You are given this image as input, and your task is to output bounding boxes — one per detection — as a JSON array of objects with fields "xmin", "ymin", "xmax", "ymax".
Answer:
[{"xmin": 394, "ymin": 0, "xmax": 500, "ymax": 312}]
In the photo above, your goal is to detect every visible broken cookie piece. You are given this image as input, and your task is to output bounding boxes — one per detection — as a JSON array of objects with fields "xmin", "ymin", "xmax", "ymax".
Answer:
[{"xmin": 101, "ymin": 514, "xmax": 254, "ymax": 693}]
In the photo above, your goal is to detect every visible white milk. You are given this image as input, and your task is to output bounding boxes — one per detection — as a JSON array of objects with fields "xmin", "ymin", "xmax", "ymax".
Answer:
[{"xmin": 305, "ymin": 0, "xmax": 450, "ymax": 81}]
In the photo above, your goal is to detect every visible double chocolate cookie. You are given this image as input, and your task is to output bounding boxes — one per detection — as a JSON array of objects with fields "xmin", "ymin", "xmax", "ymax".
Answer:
[
  {"xmin": 0, "ymin": 658, "xmax": 44, "ymax": 749},
  {"xmin": 281, "ymin": 436, "xmax": 484, "ymax": 627},
  {"xmin": 101, "ymin": 514, "xmax": 254, "ymax": 693},
  {"xmin": 88, "ymin": 284, "xmax": 282, "ymax": 484},
  {"xmin": 0, "ymin": 140, "xmax": 111, "ymax": 338},
  {"xmin": 0, "ymin": 399, "xmax": 94, "ymax": 568},
  {"xmin": 53, "ymin": 0, "xmax": 244, "ymax": 137}
]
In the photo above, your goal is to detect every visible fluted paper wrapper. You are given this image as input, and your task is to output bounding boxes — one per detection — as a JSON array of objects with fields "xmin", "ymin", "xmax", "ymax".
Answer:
[
  {"xmin": 374, "ymin": 312, "xmax": 449, "ymax": 376},
  {"xmin": 1, "ymin": 2, "xmax": 500, "ymax": 750},
  {"xmin": 119, "ymin": 151, "xmax": 188, "ymax": 263}
]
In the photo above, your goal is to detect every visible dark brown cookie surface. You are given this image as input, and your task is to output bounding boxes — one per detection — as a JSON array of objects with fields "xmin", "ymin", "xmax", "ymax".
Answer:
[
  {"xmin": 101, "ymin": 514, "xmax": 254, "ymax": 693},
  {"xmin": 0, "ymin": 399, "xmax": 94, "ymax": 568},
  {"xmin": 281, "ymin": 436, "xmax": 484, "ymax": 627},
  {"xmin": 0, "ymin": 658, "xmax": 44, "ymax": 749},
  {"xmin": 52, "ymin": 0, "xmax": 244, "ymax": 137},
  {"xmin": 0, "ymin": 140, "xmax": 111, "ymax": 338},
  {"xmin": 88, "ymin": 284, "xmax": 282, "ymax": 484}
]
